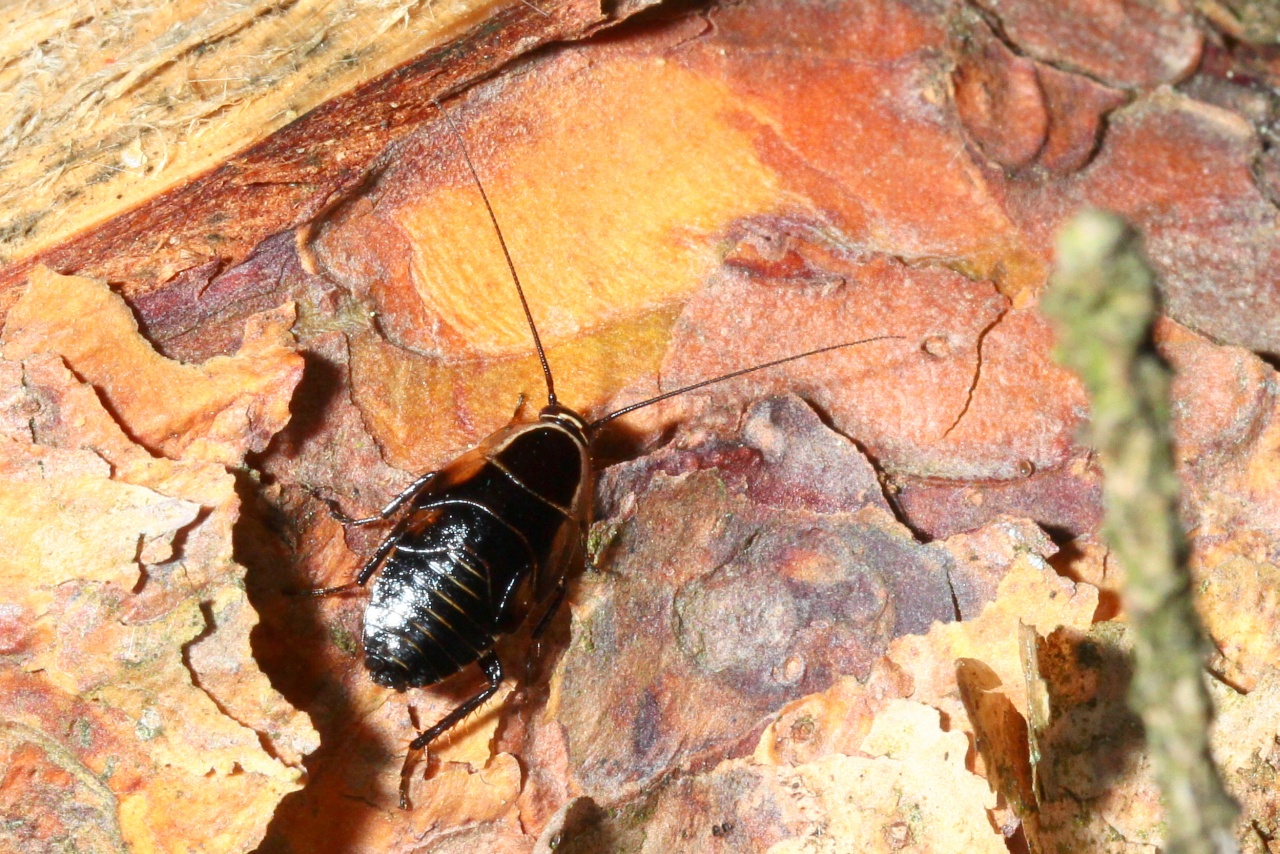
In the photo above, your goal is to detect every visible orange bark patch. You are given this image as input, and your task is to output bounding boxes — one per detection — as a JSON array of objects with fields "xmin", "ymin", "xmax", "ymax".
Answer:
[
  {"xmin": 2, "ymin": 267, "xmax": 302, "ymax": 466},
  {"xmin": 0, "ymin": 352, "xmax": 315, "ymax": 853}
]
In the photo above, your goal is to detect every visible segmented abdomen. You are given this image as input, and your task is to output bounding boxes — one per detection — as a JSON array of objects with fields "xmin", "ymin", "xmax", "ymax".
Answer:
[{"xmin": 363, "ymin": 502, "xmax": 534, "ymax": 690}]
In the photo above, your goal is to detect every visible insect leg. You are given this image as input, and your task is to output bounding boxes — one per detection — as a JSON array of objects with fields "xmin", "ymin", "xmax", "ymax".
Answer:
[
  {"xmin": 293, "ymin": 527, "xmax": 402, "ymax": 597},
  {"xmin": 525, "ymin": 519, "xmax": 583, "ymax": 668},
  {"xmin": 292, "ymin": 581, "xmax": 363, "ymax": 597},
  {"xmin": 521, "ymin": 581, "xmax": 568, "ymax": 685},
  {"xmin": 293, "ymin": 473, "xmax": 439, "ymax": 595},
  {"xmin": 399, "ymin": 652, "xmax": 504, "ymax": 810},
  {"xmin": 315, "ymin": 470, "xmax": 440, "ymax": 526},
  {"xmin": 530, "ymin": 581, "xmax": 567, "ymax": 641}
]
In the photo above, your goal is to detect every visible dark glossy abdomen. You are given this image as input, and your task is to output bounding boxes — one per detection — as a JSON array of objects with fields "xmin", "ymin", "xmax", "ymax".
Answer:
[{"xmin": 362, "ymin": 459, "xmax": 572, "ymax": 690}]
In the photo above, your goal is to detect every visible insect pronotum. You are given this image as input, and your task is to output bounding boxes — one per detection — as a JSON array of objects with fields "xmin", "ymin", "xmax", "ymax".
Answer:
[{"xmin": 303, "ymin": 101, "xmax": 903, "ymax": 810}]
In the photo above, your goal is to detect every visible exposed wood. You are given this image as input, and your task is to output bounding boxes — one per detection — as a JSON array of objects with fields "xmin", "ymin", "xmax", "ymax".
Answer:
[{"xmin": 0, "ymin": 0, "xmax": 654, "ymax": 309}]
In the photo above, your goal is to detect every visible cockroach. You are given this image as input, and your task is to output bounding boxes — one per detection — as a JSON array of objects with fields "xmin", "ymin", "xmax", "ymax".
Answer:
[{"xmin": 303, "ymin": 104, "xmax": 903, "ymax": 810}]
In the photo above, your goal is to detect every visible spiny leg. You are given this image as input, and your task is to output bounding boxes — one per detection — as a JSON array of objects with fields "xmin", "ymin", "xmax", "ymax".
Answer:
[
  {"xmin": 314, "ymin": 470, "xmax": 439, "ymax": 526},
  {"xmin": 530, "ymin": 581, "xmax": 567, "ymax": 641},
  {"xmin": 292, "ymin": 471, "xmax": 438, "ymax": 596},
  {"xmin": 524, "ymin": 522, "xmax": 584, "ymax": 673},
  {"xmin": 291, "ymin": 528, "xmax": 401, "ymax": 597},
  {"xmin": 399, "ymin": 652, "xmax": 504, "ymax": 810},
  {"xmin": 523, "ymin": 581, "xmax": 568, "ymax": 685}
]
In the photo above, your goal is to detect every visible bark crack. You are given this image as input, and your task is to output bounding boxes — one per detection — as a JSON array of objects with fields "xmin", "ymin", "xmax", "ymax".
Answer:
[{"xmin": 943, "ymin": 305, "xmax": 1008, "ymax": 438}]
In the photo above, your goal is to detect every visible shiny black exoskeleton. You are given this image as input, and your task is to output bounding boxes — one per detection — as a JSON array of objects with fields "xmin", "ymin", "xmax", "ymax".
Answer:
[
  {"xmin": 307, "ymin": 404, "xmax": 589, "ymax": 808},
  {"xmin": 362, "ymin": 405, "xmax": 589, "ymax": 694},
  {"xmin": 302, "ymin": 102, "xmax": 903, "ymax": 810}
]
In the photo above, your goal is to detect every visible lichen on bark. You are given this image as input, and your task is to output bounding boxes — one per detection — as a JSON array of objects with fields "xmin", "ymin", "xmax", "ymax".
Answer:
[{"xmin": 1043, "ymin": 210, "xmax": 1239, "ymax": 854}]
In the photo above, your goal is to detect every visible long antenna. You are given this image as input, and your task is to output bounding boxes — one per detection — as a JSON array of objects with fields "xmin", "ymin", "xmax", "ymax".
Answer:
[
  {"xmin": 588, "ymin": 335, "xmax": 905, "ymax": 430},
  {"xmin": 435, "ymin": 100, "xmax": 557, "ymax": 406}
]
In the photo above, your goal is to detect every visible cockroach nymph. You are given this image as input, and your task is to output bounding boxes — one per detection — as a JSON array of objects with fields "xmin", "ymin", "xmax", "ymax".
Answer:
[{"xmin": 302, "ymin": 102, "xmax": 903, "ymax": 809}]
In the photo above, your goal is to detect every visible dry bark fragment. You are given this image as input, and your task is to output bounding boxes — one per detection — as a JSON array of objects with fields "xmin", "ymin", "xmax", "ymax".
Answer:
[
  {"xmin": 0, "ymin": 323, "xmax": 315, "ymax": 852},
  {"xmin": 1027, "ymin": 622, "xmax": 1164, "ymax": 851},
  {"xmin": 2, "ymin": 268, "xmax": 303, "ymax": 466},
  {"xmin": 766, "ymin": 702, "xmax": 1004, "ymax": 854},
  {"xmin": 538, "ymin": 397, "xmax": 959, "ymax": 807},
  {"xmin": 529, "ymin": 512, "xmax": 1103, "ymax": 851},
  {"xmin": 1014, "ymin": 90, "xmax": 1280, "ymax": 355},
  {"xmin": 971, "ymin": 0, "xmax": 1203, "ymax": 89}
]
